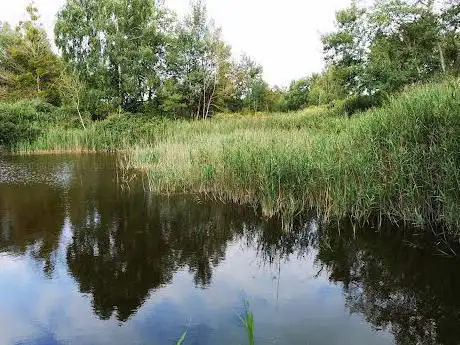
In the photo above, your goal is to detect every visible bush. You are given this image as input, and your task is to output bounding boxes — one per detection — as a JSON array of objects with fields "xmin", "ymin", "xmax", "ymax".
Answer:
[
  {"xmin": 0, "ymin": 102, "xmax": 42, "ymax": 148},
  {"xmin": 0, "ymin": 120, "xmax": 41, "ymax": 148},
  {"xmin": 0, "ymin": 99, "xmax": 67, "ymax": 148},
  {"xmin": 342, "ymin": 94, "xmax": 382, "ymax": 116},
  {"xmin": 92, "ymin": 102, "xmax": 118, "ymax": 120}
]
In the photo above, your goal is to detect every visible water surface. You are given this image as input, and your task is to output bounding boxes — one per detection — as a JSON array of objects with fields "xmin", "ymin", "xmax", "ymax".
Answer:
[{"xmin": 0, "ymin": 154, "xmax": 459, "ymax": 345}]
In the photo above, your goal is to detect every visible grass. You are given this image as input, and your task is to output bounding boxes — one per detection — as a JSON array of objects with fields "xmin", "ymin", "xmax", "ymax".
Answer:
[
  {"xmin": 10, "ymin": 113, "xmax": 170, "ymax": 153},
  {"xmin": 239, "ymin": 300, "xmax": 255, "ymax": 345},
  {"xmin": 173, "ymin": 300, "xmax": 256, "ymax": 345},
  {"xmin": 175, "ymin": 331, "xmax": 187, "ymax": 345},
  {"xmin": 123, "ymin": 80, "xmax": 460, "ymax": 234},
  {"xmin": 7, "ymin": 105, "xmax": 339, "ymax": 154},
  {"xmin": 3, "ymin": 80, "xmax": 460, "ymax": 235}
]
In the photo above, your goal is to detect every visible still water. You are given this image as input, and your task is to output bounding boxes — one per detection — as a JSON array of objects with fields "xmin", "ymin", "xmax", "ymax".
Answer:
[{"xmin": 0, "ymin": 154, "xmax": 459, "ymax": 345}]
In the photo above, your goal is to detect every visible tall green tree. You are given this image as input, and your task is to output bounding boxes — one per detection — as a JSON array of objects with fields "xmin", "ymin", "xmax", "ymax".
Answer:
[
  {"xmin": 284, "ymin": 77, "xmax": 312, "ymax": 111},
  {"xmin": 230, "ymin": 54, "xmax": 268, "ymax": 113},
  {"xmin": 308, "ymin": 68, "xmax": 347, "ymax": 106},
  {"xmin": 0, "ymin": 23, "xmax": 17, "ymax": 100},
  {"xmin": 0, "ymin": 5, "xmax": 62, "ymax": 104},
  {"xmin": 322, "ymin": 0, "xmax": 460, "ymax": 97},
  {"xmin": 364, "ymin": 0, "xmax": 442, "ymax": 94},
  {"xmin": 55, "ymin": 0, "xmax": 168, "ymax": 113},
  {"xmin": 321, "ymin": 0, "xmax": 367, "ymax": 94},
  {"xmin": 440, "ymin": 0, "xmax": 460, "ymax": 74},
  {"xmin": 159, "ymin": 0, "xmax": 231, "ymax": 118}
]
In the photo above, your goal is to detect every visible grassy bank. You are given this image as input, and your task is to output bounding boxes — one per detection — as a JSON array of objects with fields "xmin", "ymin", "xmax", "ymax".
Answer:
[
  {"xmin": 124, "ymin": 80, "xmax": 460, "ymax": 233},
  {"xmin": 2, "ymin": 80, "xmax": 459, "ymax": 233},
  {"xmin": 0, "ymin": 103, "xmax": 170, "ymax": 153}
]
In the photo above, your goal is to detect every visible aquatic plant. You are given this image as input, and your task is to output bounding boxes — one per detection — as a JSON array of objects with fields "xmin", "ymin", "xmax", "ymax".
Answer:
[
  {"xmin": 239, "ymin": 300, "xmax": 255, "ymax": 345},
  {"xmin": 6, "ymin": 80, "xmax": 460, "ymax": 234},
  {"xmin": 176, "ymin": 331, "xmax": 187, "ymax": 345},
  {"xmin": 125, "ymin": 80, "xmax": 460, "ymax": 234}
]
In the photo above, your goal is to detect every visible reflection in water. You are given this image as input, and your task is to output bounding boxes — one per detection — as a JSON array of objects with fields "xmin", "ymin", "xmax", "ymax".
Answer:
[
  {"xmin": 0, "ymin": 154, "xmax": 459, "ymax": 344},
  {"xmin": 66, "ymin": 195, "xmax": 246, "ymax": 321},
  {"xmin": 0, "ymin": 183, "xmax": 65, "ymax": 277},
  {"xmin": 317, "ymin": 221, "xmax": 460, "ymax": 345}
]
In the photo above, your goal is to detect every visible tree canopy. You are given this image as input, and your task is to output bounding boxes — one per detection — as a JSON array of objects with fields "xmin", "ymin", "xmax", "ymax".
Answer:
[
  {"xmin": 1, "ymin": 0, "xmax": 458, "ymax": 118},
  {"xmin": 0, "ymin": 5, "xmax": 62, "ymax": 104}
]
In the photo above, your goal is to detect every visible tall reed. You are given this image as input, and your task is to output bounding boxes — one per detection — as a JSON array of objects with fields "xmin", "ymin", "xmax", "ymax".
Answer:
[{"xmin": 126, "ymin": 80, "xmax": 460, "ymax": 234}]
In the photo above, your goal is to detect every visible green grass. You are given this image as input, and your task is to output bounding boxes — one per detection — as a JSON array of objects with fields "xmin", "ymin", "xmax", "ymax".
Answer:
[
  {"xmin": 171, "ymin": 300, "xmax": 256, "ymax": 345},
  {"xmin": 3, "ymin": 80, "xmax": 460, "ymax": 235},
  {"xmin": 124, "ymin": 80, "xmax": 460, "ymax": 234},
  {"xmin": 239, "ymin": 300, "xmax": 255, "ymax": 345},
  {"xmin": 9, "ymin": 112, "xmax": 170, "ymax": 153}
]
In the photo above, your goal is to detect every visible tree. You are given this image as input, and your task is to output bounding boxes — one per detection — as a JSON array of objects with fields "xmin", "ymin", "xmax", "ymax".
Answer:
[
  {"xmin": 0, "ymin": 5, "xmax": 62, "ymax": 104},
  {"xmin": 55, "ymin": 0, "xmax": 168, "ymax": 113},
  {"xmin": 265, "ymin": 86, "xmax": 287, "ymax": 112},
  {"xmin": 230, "ymin": 54, "xmax": 269, "ymax": 113},
  {"xmin": 440, "ymin": 0, "xmax": 460, "ymax": 74},
  {"xmin": 364, "ymin": 0, "xmax": 442, "ymax": 94},
  {"xmin": 59, "ymin": 68, "xmax": 87, "ymax": 130},
  {"xmin": 322, "ymin": 0, "xmax": 459, "ymax": 97},
  {"xmin": 216, "ymin": 55, "xmax": 263, "ymax": 113},
  {"xmin": 321, "ymin": 0, "xmax": 368, "ymax": 94},
  {"xmin": 160, "ymin": 0, "xmax": 231, "ymax": 118},
  {"xmin": 308, "ymin": 68, "xmax": 347, "ymax": 106},
  {"xmin": 284, "ymin": 77, "xmax": 312, "ymax": 111},
  {"xmin": 0, "ymin": 23, "xmax": 17, "ymax": 100}
]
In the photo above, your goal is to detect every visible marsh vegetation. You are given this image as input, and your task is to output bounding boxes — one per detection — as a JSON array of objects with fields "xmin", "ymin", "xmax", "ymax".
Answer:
[{"xmin": 0, "ymin": 0, "xmax": 459, "ymax": 235}]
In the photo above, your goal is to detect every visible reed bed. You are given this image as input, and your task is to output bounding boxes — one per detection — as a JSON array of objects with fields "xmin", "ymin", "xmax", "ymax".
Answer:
[
  {"xmin": 124, "ymin": 80, "xmax": 460, "ymax": 233},
  {"xmin": 8, "ymin": 80, "xmax": 460, "ymax": 233}
]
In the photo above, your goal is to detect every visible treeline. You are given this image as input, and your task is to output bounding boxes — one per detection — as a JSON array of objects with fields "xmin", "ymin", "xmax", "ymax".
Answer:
[{"xmin": 0, "ymin": 0, "xmax": 459, "ymax": 122}]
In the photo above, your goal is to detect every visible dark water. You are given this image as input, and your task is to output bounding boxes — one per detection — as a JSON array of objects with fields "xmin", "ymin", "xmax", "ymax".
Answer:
[{"xmin": 1, "ymin": 154, "xmax": 459, "ymax": 345}]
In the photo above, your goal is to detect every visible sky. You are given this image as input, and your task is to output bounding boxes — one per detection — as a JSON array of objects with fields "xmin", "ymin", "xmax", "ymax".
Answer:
[{"xmin": 0, "ymin": 0, "xmax": 351, "ymax": 87}]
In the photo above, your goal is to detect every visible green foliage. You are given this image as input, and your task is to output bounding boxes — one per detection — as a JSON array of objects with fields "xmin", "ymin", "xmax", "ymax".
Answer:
[
  {"xmin": 308, "ymin": 68, "xmax": 347, "ymax": 106},
  {"xmin": 160, "ymin": 0, "xmax": 231, "ymax": 118},
  {"xmin": 440, "ymin": 0, "xmax": 460, "ymax": 74},
  {"xmin": 0, "ymin": 6, "xmax": 62, "ymax": 104},
  {"xmin": 55, "ymin": 0, "xmax": 168, "ymax": 112},
  {"xmin": 322, "ymin": 0, "xmax": 367, "ymax": 94},
  {"xmin": 323, "ymin": 0, "xmax": 460, "ymax": 97},
  {"xmin": 3, "ymin": 0, "xmax": 459, "ymax": 120},
  {"xmin": 125, "ymin": 80, "xmax": 460, "ymax": 233},
  {"xmin": 0, "ymin": 100, "xmax": 59, "ymax": 148},
  {"xmin": 284, "ymin": 78, "xmax": 311, "ymax": 111},
  {"xmin": 342, "ymin": 94, "xmax": 382, "ymax": 116},
  {"xmin": 239, "ymin": 300, "xmax": 255, "ymax": 345}
]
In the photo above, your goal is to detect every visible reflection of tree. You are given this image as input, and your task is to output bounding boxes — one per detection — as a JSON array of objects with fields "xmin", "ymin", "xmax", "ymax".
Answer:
[
  {"xmin": 316, "ymin": 220, "xmax": 460, "ymax": 345},
  {"xmin": 5, "ymin": 154, "xmax": 460, "ymax": 341},
  {"xmin": 0, "ymin": 184, "xmax": 65, "ymax": 277},
  {"xmin": 63, "ymin": 156, "xmax": 277, "ymax": 321},
  {"xmin": 241, "ymin": 216, "xmax": 317, "ymax": 265},
  {"xmin": 66, "ymin": 190, "xmax": 277, "ymax": 321}
]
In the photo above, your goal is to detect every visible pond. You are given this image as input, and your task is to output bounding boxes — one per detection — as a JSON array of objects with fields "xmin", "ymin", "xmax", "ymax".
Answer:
[{"xmin": 0, "ymin": 154, "xmax": 459, "ymax": 345}]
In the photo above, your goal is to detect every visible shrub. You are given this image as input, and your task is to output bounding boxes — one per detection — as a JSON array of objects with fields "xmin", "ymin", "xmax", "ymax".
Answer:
[
  {"xmin": 0, "ymin": 101, "xmax": 45, "ymax": 148},
  {"xmin": 342, "ymin": 94, "xmax": 382, "ymax": 116}
]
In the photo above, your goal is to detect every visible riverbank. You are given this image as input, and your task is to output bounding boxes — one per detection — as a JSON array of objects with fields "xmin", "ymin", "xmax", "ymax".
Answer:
[
  {"xmin": 125, "ymin": 80, "xmax": 460, "ymax": 232},
  {"xmin": 2, "ymin": 80, "xmax": 459, "ymax": 233}
]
